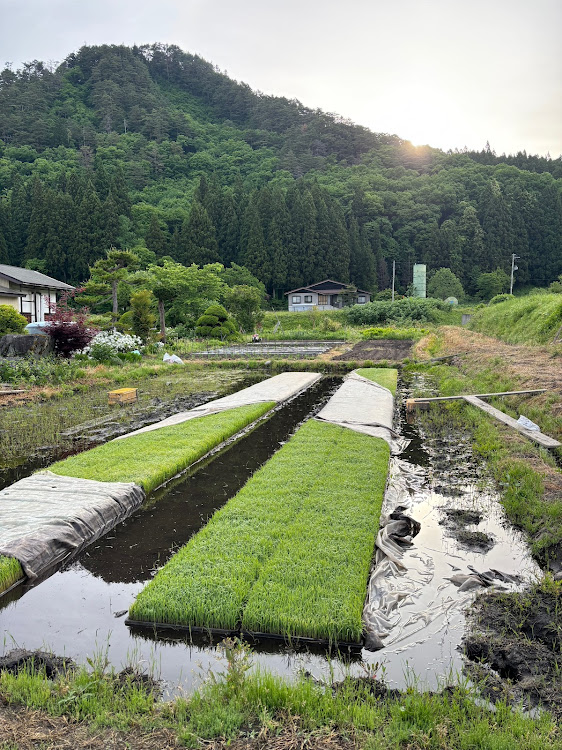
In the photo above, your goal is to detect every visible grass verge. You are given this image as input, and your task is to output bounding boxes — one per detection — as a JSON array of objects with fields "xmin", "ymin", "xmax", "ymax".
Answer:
[
  {"xmin": 0, "ymin": 555, "xmax": 24, "ymax": 595},
  {"xmin": 0, "ymin": 643, "xmax": 558, "ymax": 749},
  {"xmin": 470, "ymin": 292, "xmax": 562, "ymax": 344},
  {"xmin": 50, "ymin": 402, "xmax": 275, "ymax": 494},
  {"xmin": 129, "ymin": 420, "xmax": 389, "ymax": 642}
]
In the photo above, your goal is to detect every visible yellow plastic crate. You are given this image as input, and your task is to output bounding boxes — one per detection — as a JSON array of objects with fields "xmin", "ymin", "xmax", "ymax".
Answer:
[{"xmin": 108, "ymin": 387, "xmax": 138, "ymax": 405}]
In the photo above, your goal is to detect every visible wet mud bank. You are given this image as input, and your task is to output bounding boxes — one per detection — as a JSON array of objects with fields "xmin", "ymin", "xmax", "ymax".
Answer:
[{"xmin": 464, "ymin": 584, "xmax": 562, "ymax": 718}]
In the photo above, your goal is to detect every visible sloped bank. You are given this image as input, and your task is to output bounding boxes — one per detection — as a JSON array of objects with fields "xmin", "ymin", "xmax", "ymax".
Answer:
[
  {"xmin": 128, "ymin": 369, "xmax": 397, "ymax": 645},
  {"xmin": 0, "ymin": 372, "xmax": 320, "ymax": 595}
]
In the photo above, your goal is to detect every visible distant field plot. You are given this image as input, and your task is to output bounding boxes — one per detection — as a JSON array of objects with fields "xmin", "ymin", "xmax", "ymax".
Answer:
[
  {"xmin": 50, "ymin": 402, "xmax": 275, "ymax": 493},
  {"xmin": 129, "ymin": 419, "xmax": 390, "ymax": 643}
]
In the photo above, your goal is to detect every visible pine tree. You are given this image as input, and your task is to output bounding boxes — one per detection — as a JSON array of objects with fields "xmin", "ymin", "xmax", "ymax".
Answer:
[
  {"xmin": 299, "ymin": 189, "xmax": 319, "ymax": 285},
  {"xmin": 182, "ymin": 201, "xmax": 219, "ymax": 265},
  {"xmin": 145, "ymin": 213, "xmax": 168, "ymax": 256},
  {"xmin": 9, "ymin": 174, "xmax": 31, "ymax": 266},
  {"xmin": 479, "ymin": 179, "xmax": 513, "ymax": 270},
  {"xmin": 269, "ymin": 218, "xmax": 287, "ymax": 297},
  {"xmin": 241, "ymin": 200, "xmax": 270, "ymax": 286}
]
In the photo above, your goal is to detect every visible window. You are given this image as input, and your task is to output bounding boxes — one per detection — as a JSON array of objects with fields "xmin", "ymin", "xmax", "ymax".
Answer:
[
  {"xmin": 304, "ymin": 295, "xmax": 312, "ymax": 303},
  {"xmin": 318, "ymin": 294, "xmax": 329, "ymax": 305},
  {"xmin": 358, "ymin": 295, "xmax": 366, "ymax": 303},
  {"xmin": 292, "ymin": 295, "xmax": 301, "ymax": 303}
]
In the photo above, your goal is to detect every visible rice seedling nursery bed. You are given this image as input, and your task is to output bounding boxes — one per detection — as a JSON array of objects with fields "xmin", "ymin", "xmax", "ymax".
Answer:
[
  {"xmin": 49, "ymin": 402, "xmax": 275, "ymax": 493},
  {"xmin": 0, "ymin": 555, "xmax": 24, "ymax": 595},
  {"xmin": 128, "ymin": 417, "xmax": 390, "ymax": 644}
]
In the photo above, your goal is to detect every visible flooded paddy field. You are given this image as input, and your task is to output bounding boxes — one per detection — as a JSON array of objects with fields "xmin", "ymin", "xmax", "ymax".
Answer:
[{"xmin": 0, "ymin": 370, "xmax": 556, "ymax": 713}]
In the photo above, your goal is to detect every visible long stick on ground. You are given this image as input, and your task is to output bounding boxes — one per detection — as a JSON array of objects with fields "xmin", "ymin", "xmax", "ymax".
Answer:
[
  {"xmin": 410, "ymin": 389, "xmax": 546, "ymax": 404},
  {"xmin": 463, "ymin": 395, "xmax": 561, "ymax": 449}
]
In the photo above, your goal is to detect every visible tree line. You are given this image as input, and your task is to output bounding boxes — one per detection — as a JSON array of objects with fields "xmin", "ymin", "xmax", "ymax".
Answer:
[{"xmin": 0, "ymin": 43, "xmax": 561, "ymax": 296}]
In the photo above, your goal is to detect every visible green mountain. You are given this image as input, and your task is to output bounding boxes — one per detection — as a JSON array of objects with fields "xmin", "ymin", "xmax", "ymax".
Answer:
[{"xmin": 0, "ymin": 43, "xmax": 560, "ymax": 294}]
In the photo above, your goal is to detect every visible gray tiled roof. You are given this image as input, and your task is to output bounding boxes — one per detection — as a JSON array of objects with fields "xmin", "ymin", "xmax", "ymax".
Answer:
[{"xmin": 0, "ymin": 265, "xmax": 74, "ymax": 290}]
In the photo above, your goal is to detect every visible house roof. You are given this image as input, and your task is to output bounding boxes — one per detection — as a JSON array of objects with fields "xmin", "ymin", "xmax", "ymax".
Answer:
[
  {"xmin": 0, "ymin": 265, "xmax": 74, "ymax": 291},
  {"xmin": 285, "ymin": 279, "xmax": 371, "ymax": 296},
  {"xmin": 0, "ymin": 289, "xmax": 26, "ymax": 297}
]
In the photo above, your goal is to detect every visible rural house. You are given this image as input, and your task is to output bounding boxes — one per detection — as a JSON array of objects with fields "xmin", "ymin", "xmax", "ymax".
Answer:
[
  {"xmin": 0, "ymin": 265, "xmax": 74, "ymax": 322},
  {"xmin": 285, "ymin": 280, "xmax": 371, "ymax": 312}
]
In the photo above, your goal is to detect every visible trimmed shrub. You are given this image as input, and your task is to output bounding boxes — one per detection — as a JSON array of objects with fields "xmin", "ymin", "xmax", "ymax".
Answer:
[
  {"xmin": 195, "ymin": 304, "xmax": 238, "ymax": 340},
  {"xmin": 0, "ymin": 305, "xmax": 28, "ymax": 335}
]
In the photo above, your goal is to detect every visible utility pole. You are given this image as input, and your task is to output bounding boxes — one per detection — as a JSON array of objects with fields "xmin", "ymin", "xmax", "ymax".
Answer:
[
  {"xmin": 391, "ymin": 260, "xmax": 396, "ymax": 302},
  {"xmin": 510, "ymin": 254, "xmax": 520, "ymax": 295}
]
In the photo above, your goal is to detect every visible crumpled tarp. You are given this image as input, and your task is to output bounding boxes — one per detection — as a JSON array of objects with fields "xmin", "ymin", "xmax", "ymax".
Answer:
[
  {"xmin": 314, "ymin": 371, "xmax": 407, "ymax": 453},
  {"xmin": 0, "ymin": 472, "xmax": 144, "ymax": 580},
  {"xmin": 116, "ymin": 371, "xmax": 322, "ymax": 441}
]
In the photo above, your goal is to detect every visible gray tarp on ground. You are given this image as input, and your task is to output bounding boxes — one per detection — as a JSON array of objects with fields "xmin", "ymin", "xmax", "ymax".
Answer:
[
  {"xmin": 0, "ymin": 472, "xmax": 144, "ymax": 581},
  {"xmin": 315, "ymin": 371, "xmax": 406, "ymax": 453},
  {"xmin": 115, "ymin": 371, "xmax": 321, "ymax": 440}
]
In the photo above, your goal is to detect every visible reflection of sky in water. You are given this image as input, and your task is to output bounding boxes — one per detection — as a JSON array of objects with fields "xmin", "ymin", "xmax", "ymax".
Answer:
[{"xmin": 0, "ymin": 376, "xmax": 540, "ymax": 694}]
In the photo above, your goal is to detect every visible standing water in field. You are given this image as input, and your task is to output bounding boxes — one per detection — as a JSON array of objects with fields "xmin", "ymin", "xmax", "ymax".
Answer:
[{"xmin": 0, "ymin": 374, "xmax": 540, "ymax": 694}]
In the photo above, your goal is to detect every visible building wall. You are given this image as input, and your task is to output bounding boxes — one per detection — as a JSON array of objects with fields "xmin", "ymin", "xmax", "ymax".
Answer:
[{"xmin": 0, "ymin": 294, "xmax": 19, "ymax": 311}]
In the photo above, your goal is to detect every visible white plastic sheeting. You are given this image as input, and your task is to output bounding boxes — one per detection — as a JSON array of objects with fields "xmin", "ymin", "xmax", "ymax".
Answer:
[
  {"xmin": 0, "ymin": 472, "xmax": 144, "ymax": 580},
  {"xmin": 362, "ymin": 457, "xmax": 540, "ymax": 654},
  {"xmin": 315, "ymin": 371, "xmax": 407, "ymax": 453},
  {"xmin": 116, "ymin": 371, "xmax": 321, "ymax": 441}
]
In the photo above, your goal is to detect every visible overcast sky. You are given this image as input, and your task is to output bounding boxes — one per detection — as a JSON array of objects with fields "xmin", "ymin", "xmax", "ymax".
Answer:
[{"xmin": 1, "ymin": 0, "xmax": 560, "ymax": 156}]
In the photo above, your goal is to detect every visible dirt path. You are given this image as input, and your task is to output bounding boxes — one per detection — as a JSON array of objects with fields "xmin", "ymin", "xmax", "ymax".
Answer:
[{"xmin": 419, "ymin": 326, "xmax": 562, "ymax": 394}]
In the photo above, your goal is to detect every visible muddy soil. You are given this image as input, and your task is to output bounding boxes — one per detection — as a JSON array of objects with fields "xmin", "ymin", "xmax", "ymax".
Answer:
[
  {"xmin": 463, "ymin": 586, "xmax": 562, "ymax": 718},
  {"xmin": 333, "ymin": 339, "xmax": 413, "ymax": 362}
]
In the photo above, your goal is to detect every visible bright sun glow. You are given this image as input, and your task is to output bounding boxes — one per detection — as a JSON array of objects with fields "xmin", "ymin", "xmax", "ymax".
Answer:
[{"xmin": 380, "ymin": 77, "xmax": 470, "ymax": 151}]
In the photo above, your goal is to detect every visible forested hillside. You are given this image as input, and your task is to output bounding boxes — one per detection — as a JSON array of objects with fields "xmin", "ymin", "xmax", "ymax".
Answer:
[{"xmin": 0, "ymin": 43, "xmax": 561, "ymax": 295}]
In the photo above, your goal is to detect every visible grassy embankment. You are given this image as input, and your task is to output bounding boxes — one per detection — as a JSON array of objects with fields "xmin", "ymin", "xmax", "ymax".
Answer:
[
  {"xmin": 0, "ymin": 645, "xmax": 558, "ymax": 749},
  {"xmin": 469, "ymin": 291, "xmax": 562, "ymax": 344},
  {"xmin": 129, "ymin": 369, "xmax": 394, "ymax": 642},
  {"xmin": 405, "ymin": 358, "xmax": 562, "ymax": 565}
]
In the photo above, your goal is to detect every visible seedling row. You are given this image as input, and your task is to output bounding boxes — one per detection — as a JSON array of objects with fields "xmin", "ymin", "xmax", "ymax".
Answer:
[{"xmin": 129, "ymin": 418, "xmax": 390, "ymax": 643}]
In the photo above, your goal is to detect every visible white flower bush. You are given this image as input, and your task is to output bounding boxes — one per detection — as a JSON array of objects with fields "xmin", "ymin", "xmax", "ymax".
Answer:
[{"xmin": 82, "ymin": 330, "xmax": 143, "ymax": 355}]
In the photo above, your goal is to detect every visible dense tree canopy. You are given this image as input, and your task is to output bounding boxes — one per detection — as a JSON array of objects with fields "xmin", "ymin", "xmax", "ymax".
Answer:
[{"xmin": 0, "ymin": 43, "xmax": 560, "ymax": 298}]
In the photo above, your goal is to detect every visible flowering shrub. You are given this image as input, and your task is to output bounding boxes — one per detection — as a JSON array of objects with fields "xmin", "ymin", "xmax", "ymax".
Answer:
[{"xmin": 82, "ymin": 330, "xmax": 143, "ymax": 361}]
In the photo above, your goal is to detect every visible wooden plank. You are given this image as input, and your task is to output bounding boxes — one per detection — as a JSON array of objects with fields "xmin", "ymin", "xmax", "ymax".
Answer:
[
  {"xmin": 412, "ymin": 389, "xmax": 546, "ymax": 404},
  {"xmin": 0, "ymin": 389, "xmax": 26, "ymax": 395},
  {"xmin": 463, "ymin": 395, "xmax": 561, "ymax": 448}
]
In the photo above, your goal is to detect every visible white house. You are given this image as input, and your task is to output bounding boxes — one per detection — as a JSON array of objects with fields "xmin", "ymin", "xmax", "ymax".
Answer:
[
  {"xmin": 285, "ymin": 280, "xmax": 371, "ymax": 312},
  {"xmin": 0, "ymin": 265, "xmax": 74, "ymax": 322}
]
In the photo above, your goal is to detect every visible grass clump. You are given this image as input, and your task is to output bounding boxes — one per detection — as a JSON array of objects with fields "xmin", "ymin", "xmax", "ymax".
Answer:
[
  {"xmin": 50, "ymin": 402, "xmax": 274, "ymax": 493},
  {"xmin": 0, "ymin": 555, "xmax": 24, "ymax": 595},
  {"xmin": 356, "ymin": 367, "xmax": 398, "ymax": 395},
  {"xmin": 130, "ymin": 420, "xmax": 389, "ymax": 642}
]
